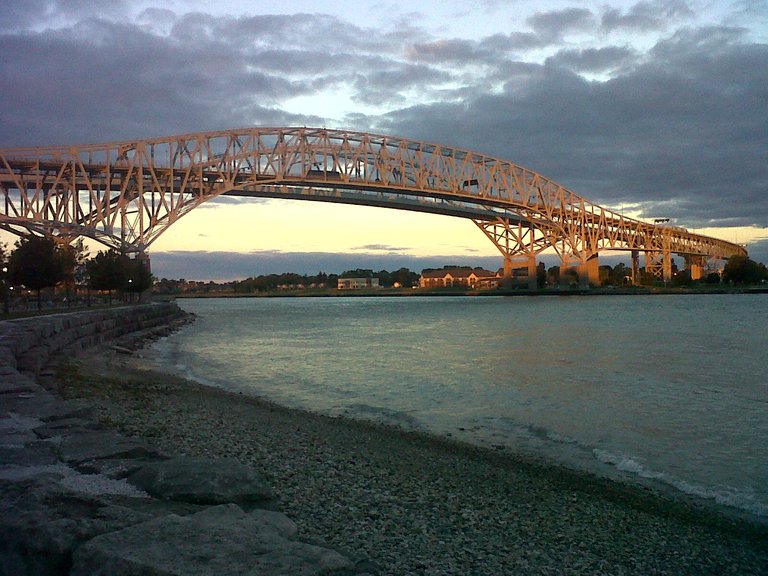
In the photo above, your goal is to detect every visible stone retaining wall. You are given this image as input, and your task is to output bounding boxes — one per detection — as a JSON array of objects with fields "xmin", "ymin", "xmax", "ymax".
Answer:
[{"xmin": 0, "ymin": 303, "xmax": 187, "ymax": 377}]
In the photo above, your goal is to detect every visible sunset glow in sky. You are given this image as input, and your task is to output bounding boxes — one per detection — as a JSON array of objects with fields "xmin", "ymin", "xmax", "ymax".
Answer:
[{"xmin": 1, "ymin": 0, "xmax": 766, "ymax": 279}]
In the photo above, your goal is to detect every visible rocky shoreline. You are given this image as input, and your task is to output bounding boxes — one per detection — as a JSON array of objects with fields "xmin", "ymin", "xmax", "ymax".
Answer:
[
  {"xmin": 1, "ymin": 305, "xmax": 371, "ymax": 575},
  {"xmin": 58, "ymin": 335, "xmax": 768, "ymax": 575}
]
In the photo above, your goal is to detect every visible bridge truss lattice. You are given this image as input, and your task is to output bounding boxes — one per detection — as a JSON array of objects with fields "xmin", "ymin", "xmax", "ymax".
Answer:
[{"xmin": 0, "ymin": 127, "xmax": 746, "ymax": 285}]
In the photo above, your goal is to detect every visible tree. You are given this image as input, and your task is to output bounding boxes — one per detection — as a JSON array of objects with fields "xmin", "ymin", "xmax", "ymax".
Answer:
[
  {"xmin": 375, "ymin": 269, "xmax": 393, "ymax": 287},
  {"xmin": 7, "ymin": 237, "xmax": 67, "ymax": 309},
  {"xmin": 537, "ymin": 261, "xmax": 546, "ymax": 288},
  {"xmin": 609, "ymin": 263, "xmax": 632, "ymax": 286},
  {"xmin": 87, "ymin": 250, "xmax": 125, "ymax": 301},
  {"xmin": 60, "ymin": 239, "xmax": 90, "ymax": 306},
  {"xmin": 123, "ymin": 256, "xmax": 153, "ymax": 297},
  {"xmin": 672, "ymin": 269, "xmax": 693, "ymax": 286},
  {"xmin": 547, "ymin": 266, "xmax": 560, "ymax": 286},
  {"xmin": 340, "ymin": 268, "xmax": 373, "ymax": 278},
  {"xmin": 392, "ymin": 267, "xmax": 418, "ymax": 288},
  {"xmin": 722, "ymin": 255, "xmax": 766, "ymax": 285}
]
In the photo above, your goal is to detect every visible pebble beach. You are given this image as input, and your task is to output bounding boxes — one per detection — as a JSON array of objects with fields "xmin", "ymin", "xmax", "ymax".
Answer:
[{"xmin": 59, "ymin": 347, "xmax": 768, "ymax": 576}]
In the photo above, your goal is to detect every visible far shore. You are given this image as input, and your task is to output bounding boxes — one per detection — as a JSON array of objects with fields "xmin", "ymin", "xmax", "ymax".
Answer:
[
  {"xmin": 57, "ymin": 343, "xmax": 768, "ymax": 576},
  {"xmin": 166, "ymin": 285, "xmax": 768, "ymax": 299}
]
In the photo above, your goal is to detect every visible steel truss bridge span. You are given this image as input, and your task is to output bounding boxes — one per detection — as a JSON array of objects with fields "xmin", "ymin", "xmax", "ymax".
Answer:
[{"xmin": 0, "ymin": 127, "xmax": 746, "ymax": 286}]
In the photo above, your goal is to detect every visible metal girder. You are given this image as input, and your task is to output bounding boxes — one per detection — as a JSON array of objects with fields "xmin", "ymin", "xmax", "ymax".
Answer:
[{"xmin": 0, "ymin": 127, "xmax": 747, "ymax": 267}]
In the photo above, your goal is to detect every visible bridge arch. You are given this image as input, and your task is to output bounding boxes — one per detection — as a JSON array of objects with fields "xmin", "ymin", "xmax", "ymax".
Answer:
[{"xmin": 0, "ymin": 127, "xmax": 746, "ymax": 286}]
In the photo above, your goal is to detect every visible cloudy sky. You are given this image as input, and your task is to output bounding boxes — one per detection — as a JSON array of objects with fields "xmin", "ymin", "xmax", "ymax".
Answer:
[{"xmin": 1, "ymin": 0, "xmax": 766, "ymax": 279}]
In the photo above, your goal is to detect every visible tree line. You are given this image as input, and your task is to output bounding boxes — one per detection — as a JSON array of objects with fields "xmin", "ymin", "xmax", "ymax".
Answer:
[
  {"xmin": 155, "ymin": 258, "xmax": 768, "ymax": 295},
  {"xmin": 154, "ymin": 267, "xmax": 422, "ymax": 295},
  {"xmin": 1, "ymin": 237, "xmax": 153, "ymax": 310},
  {"xmin": 230, "ymin": 267, "xmax": 420, "ymax": 293},
  {"xmin": 3, "ymin": 235, "xmax": 766, "ymax": 307}
]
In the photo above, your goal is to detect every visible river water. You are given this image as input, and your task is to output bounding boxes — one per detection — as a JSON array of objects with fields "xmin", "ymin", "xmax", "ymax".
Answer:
[{"xmin": 147, "ymin": 294, "xmax": 768, "ymax": 520}]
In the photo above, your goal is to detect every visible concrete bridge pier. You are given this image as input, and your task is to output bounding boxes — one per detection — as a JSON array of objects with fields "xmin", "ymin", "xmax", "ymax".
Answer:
[
  {"xmin": 581, "ymin": 255, "xmax": 600, "ymax": 288},
  {"xmin": 684, "ymin": 255, "xmax": 705, "ymax": 281},
  {"xmin": 503, "ymin": 254, "xmax": 538, "ymax": 290},
  {"xmin": 631, "ymin": 250, "xmax": 640, "ymax": 285},
  {"xmin": 475, "ymin": 217, "xmax": 540, "ymax": 290},
  {"xmin": 560, "ymin": 254, "xmax": 599, "ymax": 288},
  {"xmin": 136, "ymin": 251, "xmax": 151, "ymax": 273}
]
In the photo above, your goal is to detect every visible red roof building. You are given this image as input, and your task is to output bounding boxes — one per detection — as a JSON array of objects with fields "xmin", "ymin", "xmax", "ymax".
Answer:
[{"xmin": 419, "ymin": 267, "xmax": 500, "ymax": 289}]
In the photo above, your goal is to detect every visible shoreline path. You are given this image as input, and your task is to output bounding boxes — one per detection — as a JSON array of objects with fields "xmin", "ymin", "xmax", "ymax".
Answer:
[{"xmin": 60, "ymin": 343, "xmax": 768, "ymax": 576}]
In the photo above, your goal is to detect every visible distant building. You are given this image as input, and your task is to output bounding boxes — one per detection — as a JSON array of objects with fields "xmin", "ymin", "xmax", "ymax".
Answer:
[
  {"xmin": 337, "ymin": 277, "xmax": 380, "ymax": 290},
  {"xmin": 419, "ymin": 267, "xmax": 500, "ymax": 289}
]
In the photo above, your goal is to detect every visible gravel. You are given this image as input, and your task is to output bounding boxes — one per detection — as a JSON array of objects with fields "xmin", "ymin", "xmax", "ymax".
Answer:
[{"xmin": 59, "ymin": 350, "xmax": 768, "ymax": 576}]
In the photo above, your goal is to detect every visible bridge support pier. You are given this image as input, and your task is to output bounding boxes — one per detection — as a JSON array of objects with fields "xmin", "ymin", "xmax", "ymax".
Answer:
[
  {"xmin": 474, "ymin": 218, "xmax": 546, "ymax": 291},
  {"xmin": 644, "ymin": 250, "xmax": 673, "ymax": 284},
  {"xmin": 582, "ymin": 255, "xmax": 600, "ymax": 287},
  {"xmin": 503, "ymin": 254, "xmax": 538, "ymax": 290},
  {"xmin": 560, "ymin": 254, "xmax": 599, "ymax": 288},
  {"xmin": 684, "ymin": 255, "xmax": 705, "ymax": 281},
  {"xmin": 136, "ymin": 251, "xmax": 151, "ymax": 273},
  {"xmin": 631, "ymin": 250, "xmax": 640, "ymax": 285}
]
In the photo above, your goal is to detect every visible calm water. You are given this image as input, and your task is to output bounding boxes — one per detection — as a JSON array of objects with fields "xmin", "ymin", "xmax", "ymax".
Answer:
[{"xmin": 149, "ymin": 295, "xmax": 768, "ymax": 519}]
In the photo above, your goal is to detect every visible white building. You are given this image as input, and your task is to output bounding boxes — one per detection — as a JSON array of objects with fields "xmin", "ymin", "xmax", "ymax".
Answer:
[{"xmin": 337, "ymin": 277, "xmax": 380, "ymax": 290}]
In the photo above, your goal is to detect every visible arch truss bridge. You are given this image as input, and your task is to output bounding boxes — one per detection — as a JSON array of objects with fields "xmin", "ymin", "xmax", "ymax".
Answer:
[{"xmin": 0, "ymin": 127, "xmax": 746, "ymax": 287}]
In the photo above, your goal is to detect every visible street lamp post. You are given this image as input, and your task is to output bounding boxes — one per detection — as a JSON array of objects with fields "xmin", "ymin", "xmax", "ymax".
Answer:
[{"xmin": 2, "ymin": 266, "xmax": 8, "ymax": 314}]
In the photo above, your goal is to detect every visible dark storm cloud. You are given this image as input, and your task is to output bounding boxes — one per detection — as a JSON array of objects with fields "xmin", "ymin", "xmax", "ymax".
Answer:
[
  {"xmin": 2, "ymin": 0, "xmax": 55, "ymax": 28},
  {"xmin": 601, "ymin": 0, "xmax": 695, "ymax": 32},
  {"xmin": 0, "ymin": 15, "xmax": 326, "ymax": 145},
  {"xmin": 406, "ymin": 38, "xmax": 494, "ymax": 63},
  {"xmin": 353, "ymin": 63, "xmax": 452, "ymax": 106},
  {"xmin": 473, "ymin": 8, "xmax": 596, "ymax": 54},
  {"xmin": 2, "ymin": 0, "xmax": 131, "ymax": 29},
  {"xmin": 0, "ymin": 8, "xmax": 437, "ymax": 146},
  {"xmin": 546, "ymin": 46, "xmax": 636, "ymax": 73},
  {"xmin": 377, "ymin": 26, "xmax": 768, "ymax": 228},
  {"xmin": 527, "ymin": 7, "xmax": 595, "ymax": 39},
  {"xmin": 185, "ymin": 11, "xmax": 401, "ymax": 55},
  {"xmin": 408, "ymin": 7, "xmax": 599, "ymax": 65}
]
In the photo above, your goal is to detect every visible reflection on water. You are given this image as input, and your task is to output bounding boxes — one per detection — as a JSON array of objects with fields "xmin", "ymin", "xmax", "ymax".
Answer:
[{"xmin": 151, "ymin": 294, "xmax": 768, "ymax": 519}]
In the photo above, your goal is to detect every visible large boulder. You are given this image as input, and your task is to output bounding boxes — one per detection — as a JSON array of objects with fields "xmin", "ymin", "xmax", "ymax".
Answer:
[
  {"xmin": 126, "ymin": 456, "xmax": 275, "ymax": 508},
  {"xmin": 71, "ymin": 504, "xmax": 355, "ymax": 576},
  {"xmin": 0, "ymin": 478, "xmax": 153, "ymax": 576}
]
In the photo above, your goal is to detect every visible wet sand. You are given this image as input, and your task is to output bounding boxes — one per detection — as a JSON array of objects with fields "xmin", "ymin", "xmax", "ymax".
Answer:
[{"xmin": 58, "ymin": 347, "xmax": 768, "ymax": 576}]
